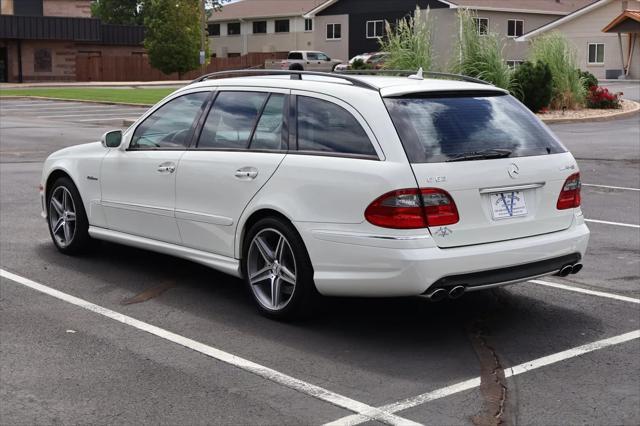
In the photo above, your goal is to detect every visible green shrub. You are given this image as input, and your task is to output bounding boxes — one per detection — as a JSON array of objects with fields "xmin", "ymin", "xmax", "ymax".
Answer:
[
  {"xmin": 451, "ymin": 9, "xmax": 517, "ymax": 93},
  {"xmin": 379, "ymin": 7, "xmax": 434, "ymax": 71},
  {"xmin": 529, "ymin": 32, "xmax": 585, "ymax": 109},
  {"xmin": 513, "ymin": 61, "xmax": 553, "ymax": 112},
  {"xmin": 578, "ymin": 69, "xmax": 598, "ymax": 90}
]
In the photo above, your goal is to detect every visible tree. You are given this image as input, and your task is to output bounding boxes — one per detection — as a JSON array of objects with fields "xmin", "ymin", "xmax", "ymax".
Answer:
[
  {"xmin": 91, "ymin": 0, "xmax": 144, "ymax": 25},
  {"xmin": 144, "ymin": 0, "xmax": 205, "ymax": 78}
]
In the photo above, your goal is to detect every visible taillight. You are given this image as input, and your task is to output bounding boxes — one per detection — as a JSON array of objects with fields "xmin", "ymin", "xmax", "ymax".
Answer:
[
  {"xmin": 557, "ymin": 172, "xmax": 581, "ymax": 210},
  {"xmin": 365, "ymin": 188, "xmax": 459, "ymax": 229}
]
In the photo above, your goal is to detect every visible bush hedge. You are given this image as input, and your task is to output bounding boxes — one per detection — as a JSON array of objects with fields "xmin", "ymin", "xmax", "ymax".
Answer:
[{"xmin": 514, "ymin": 61, "xmax": 553, "ymax": 113}]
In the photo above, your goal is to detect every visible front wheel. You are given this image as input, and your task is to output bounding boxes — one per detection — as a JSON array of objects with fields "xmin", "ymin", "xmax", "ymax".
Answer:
[
  {"xmin": 242, "ymin": 217, "xmax": 317, "ymax": 320},
  {"xmin": 47, "ymin": 177, "xmax": 91, "ymax": 255}
]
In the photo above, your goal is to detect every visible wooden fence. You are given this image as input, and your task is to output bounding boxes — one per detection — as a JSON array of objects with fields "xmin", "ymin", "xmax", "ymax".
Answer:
[{"xmin": 75, "ymin": 52, "xmax": 288, "ymax": 82}]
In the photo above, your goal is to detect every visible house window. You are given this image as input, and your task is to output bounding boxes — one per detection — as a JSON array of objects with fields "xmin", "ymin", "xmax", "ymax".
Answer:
[
  {"xmin": 275, "ymin": 19, "xmax": 290, "ymax": 33},
  {"xmin": 34, "ymin": 48, "xmax": 52, "ymax": 73},
  {"xmin": 474, "ymin": 17, "xmax": 488, "ymax": 35},
  {"xmin": 366, "ymin": 20, "xmax": 384, "ymax": 39},
  {"xmin": 253, "ymin": 21, "xmax": 267, "ymax": 34},
  {"xmin": 588, "ymin": 43, "xmax": 605, "ymax": 64},
  {"xmin": 305, "ymin": 18, "xmax": 313, "ymax": 32},
  {"xmin": 208, "ymin": 23, "xmax": 220, "ymax": 37},
  {"xmin": 507, "ymin": 19, "xmax": 523, "ymax": 37},
  {"xmin": 506, "ymin": 60, "xmax": 524, "ymax": 68},
  {"xmin": 227, "ymin": 22, "xmax": 241, "ymax": 36},
  {"xmin": 326, "ymin": 23, "xmax": 341, "ymax": 40}
]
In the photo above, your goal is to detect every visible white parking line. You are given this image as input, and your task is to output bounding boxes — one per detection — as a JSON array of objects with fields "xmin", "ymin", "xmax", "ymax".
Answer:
[
  {"xmin": 583, "ymin": 183, "xmax": 640, "ymax": 192},
  {"xmin": 584, "ymin": 219, "xmax": 640, "ymax": 229},
  {"xmin": 38, "ymin": 111, "xmax": 146, "ymax": 119},
  {"xmin": 325, "ymin": 330, "xmax": 640, "ymax": 426},
  {"xmin": 2, "ymin": 106, "xmax": 146, "ymax": 113},
  {"xmin": 531, "ymin": 279, "xmax": 640, "ymax": 304},
  {"xmin": 0, "ymin": 268, "xmax": 420, "ymax": 426},
  {"xmin": 75, "ymin": 117, "xmax": 138, "ymax": 122}
]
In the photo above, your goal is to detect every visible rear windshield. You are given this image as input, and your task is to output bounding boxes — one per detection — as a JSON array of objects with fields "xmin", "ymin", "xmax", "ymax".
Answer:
[{"xmin": 384, "ymin": 94, "xmax": 566, "ymax": 163}]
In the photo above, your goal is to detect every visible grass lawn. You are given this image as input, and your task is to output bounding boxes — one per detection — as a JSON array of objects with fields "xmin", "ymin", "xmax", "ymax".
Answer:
[{"xmin": 0, "ymin": 88, "xmax": 176, "ymax": 105}]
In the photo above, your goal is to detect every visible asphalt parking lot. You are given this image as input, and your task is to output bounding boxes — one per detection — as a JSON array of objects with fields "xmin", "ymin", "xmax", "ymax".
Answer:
[{"xmin": 1, "ymin": 98, "xmax": 639, "ymax": 425}]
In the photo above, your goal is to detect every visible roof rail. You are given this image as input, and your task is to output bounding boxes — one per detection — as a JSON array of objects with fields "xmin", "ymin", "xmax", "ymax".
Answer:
[
  {"xmin": 191, "ymin": 69, "xmax": 379, "ymax": 90},
  {"xmin": 334, "ymin": 69, "xmax": 492, "ymax": 86}
]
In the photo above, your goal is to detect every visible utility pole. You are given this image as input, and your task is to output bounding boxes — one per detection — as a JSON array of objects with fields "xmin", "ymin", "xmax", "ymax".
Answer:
[{"xmin": 200, "ymin": 0, "xmax": 207, "ymax": 73}]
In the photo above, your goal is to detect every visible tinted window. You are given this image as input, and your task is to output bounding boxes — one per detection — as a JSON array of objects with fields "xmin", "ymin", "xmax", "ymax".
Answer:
[
  {"xmin": 250, "ymin": 94, "xmax": 286, "ymax": 151},
  {"xmin": 131, "ymin": 92, "xmax": 208, "ymax": 149},
  {"xmin": 198, "ymin": 91, "xmax": 268, "ymax": 149},
  {"xmin": 228, "ymin": 22, "xmax": 240, "ymax": 35},
  {"xmin": 208, "ymin": 23, "xmax": 220, "ymax": 36},
  {"xmin": 253, "ymin": 21, "xmax": 267, "ymax": 34},
  {"xmin": 384, "ymin": 94, "xmax": 566, "ymax": 163},
  {"xmin": 288, "ymin": 52, "xmax": 303, "ymax": 60},
  {"xmin": 297, "ymin": 96, "xmax": 376, "ymax": 157},
  {"xmin": 275, "ymin": 19, "xmax": 289, "ymax": 33}
]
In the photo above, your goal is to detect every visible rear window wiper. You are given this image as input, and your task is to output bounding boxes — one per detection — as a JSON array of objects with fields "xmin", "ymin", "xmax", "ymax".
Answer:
[{"xmin": 446, "ymin": 149, "xmax": 512, "ymax": 162}]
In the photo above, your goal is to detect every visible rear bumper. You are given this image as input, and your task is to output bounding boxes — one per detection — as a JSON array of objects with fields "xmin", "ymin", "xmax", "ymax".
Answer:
[{"xmin": 297, "ymin": 217, "xmax": 589, "ymax": 297}]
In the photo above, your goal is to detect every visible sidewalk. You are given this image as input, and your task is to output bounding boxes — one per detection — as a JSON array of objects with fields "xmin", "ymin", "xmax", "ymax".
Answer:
[{"xmin": 0, "ymin": 81, "xmax": 187, "ymax": 89}]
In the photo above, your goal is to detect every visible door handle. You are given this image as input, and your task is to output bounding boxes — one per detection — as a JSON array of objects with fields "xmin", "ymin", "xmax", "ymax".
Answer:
[
  {"xmin": 235, "ymin": 167, "xmax": 258, "ymax": 180},
  {"xmin": 157, "ymin": 162, "xmax": 176, "ymax": 173}
]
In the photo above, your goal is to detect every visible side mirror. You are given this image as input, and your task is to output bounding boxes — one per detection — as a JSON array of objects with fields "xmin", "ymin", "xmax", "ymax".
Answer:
[
  {"xmin": 325, "ymin": 57, "xmax": 331, "ymax": 61},
  {"xmin": 101, "ymin": 130, "xmax": 122, "ymax": 148}
]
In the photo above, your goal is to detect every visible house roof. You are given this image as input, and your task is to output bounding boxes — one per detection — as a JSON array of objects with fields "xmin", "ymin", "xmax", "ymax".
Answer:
[
  {"xmin": 517, "ymin": 0, "xmax": 614, "ymax": 40},
  {"xmin": 209, "ymin": 0, "xmax": 326, "ymax": 22},
  {"xmin": 602, "ymin": 8, "xmax": 640, "ymax": 32},
  {"xmin": 449, "ymin": 0, "xmax": 598, "ymax": 15},
  {"xmin": 305, "ymin": 0, "xmax": 595, "ymax": 17}
]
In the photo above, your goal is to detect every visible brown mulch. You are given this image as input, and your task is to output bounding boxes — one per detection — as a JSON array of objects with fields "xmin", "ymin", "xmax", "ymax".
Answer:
[{"xmin": 536, "ymin": 99, "xmax": 638, "ymax": 120}]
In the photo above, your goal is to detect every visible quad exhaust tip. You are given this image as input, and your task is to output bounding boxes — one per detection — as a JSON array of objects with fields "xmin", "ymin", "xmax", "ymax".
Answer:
[
  {"xmin": 448, "ymin": 285, "xmax": 466, "ymax": 299},
  {"xmin": 571, "ymin": 263, "xmax": 583, "ymax": 274},
  {"xmin": 425, "ymin": 288, "xmax": 448, "ymax": 302},
  {"xmin": 557, "ymin": 263, "xmax": 583, "ymax": 277}
]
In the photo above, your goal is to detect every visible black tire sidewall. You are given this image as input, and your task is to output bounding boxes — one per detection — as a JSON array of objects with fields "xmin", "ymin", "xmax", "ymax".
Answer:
[
  {"xmin": 47, "ymin": 176, "xmax": 91, "ymax": 254},
  {"xmin": 242, "ymin": 217, "xmax": 316, "ymax": 319}
]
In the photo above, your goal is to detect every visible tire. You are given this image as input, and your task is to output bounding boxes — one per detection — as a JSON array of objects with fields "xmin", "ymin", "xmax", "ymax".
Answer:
[
  {"xmin": 242, "ymin": 217, "xmax": 317, "ymax": 320},
  {"xmin": 46, "ymin": 176, "xmax": 92, "ymax": 255},
  {"xmin": 289, "ymin": 63, "xmax": 304, "ymax": 71}
]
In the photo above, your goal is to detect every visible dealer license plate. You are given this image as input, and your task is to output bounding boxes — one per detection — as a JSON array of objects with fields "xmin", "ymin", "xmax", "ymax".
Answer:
[{"xmin": 490, "ymin": 191, "xmax": 528, "ymax": 219}]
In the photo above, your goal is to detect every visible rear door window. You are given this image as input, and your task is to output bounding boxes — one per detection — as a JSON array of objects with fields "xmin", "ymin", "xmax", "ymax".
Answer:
[
  {"xmin": 384, "ymin": 94, "xmax": 566, "ymax": 163},
  {"xmin": 296, "ymin": 96, "xmax": 377, "ymax": 158},
  {"xmin": 198, "ymin": 91, "xmax": 268, "ymax": 149}
]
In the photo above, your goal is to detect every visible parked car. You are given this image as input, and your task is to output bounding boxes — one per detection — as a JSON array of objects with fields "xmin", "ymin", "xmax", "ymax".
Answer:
[
  {"xmin": 41, "ymin": 70, "xmax": 589, "ymax": 319},
  {"xmin": 265, "ymin": 51, "xmax": 343, "ymax": 72},
  {"xmin": 335, "ymin": 52, "xmax": 389, "ymax": 71}
]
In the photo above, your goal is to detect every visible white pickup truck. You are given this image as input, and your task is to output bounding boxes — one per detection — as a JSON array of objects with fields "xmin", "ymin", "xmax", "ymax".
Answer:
[{"xmin": 265, "ymin": 51, "xmax": 344, "ymax": 72}]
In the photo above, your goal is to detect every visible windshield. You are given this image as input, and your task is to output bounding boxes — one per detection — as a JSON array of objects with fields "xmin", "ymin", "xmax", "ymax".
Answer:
[{"xmin": 384, "ymin": 94, "xmax": 566, "ymax": 163}]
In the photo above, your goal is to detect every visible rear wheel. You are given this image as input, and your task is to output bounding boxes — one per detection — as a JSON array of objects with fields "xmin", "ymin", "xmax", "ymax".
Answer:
[
  {"xmin": 47, "ymin": 177, "xmax": 91, "ymax": 255},
  {"xmin": 289, "ymin": 63, "xmax": 304, "ymax": 71},
  {"xmin": 242, "ymin": 217, "xmax": 316, "ymax": 319}
]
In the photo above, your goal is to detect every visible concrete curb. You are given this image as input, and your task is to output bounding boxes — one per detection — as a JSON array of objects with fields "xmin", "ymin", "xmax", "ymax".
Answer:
[
  {"xmin": 0, "ymin": 95, "xmax": 154, "ymax": 107},
  {"xmin": 0, "ymin": 81, "xmax": 186, "ymax": 89},
  {"xmin": 539, "ymin": 100, "xmax": 640, "ymax": 124}
]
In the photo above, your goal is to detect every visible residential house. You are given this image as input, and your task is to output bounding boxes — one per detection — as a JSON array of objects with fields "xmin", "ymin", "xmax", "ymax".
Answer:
[
  {"xmin": 207, "ymin": 0, "xmax": 325, "ymax": 58},
  {"xmin": 0, "ymin": 0, "xmax": 145, "ymax": 82},
  {"xmin": 304, "ymin": 0, "xmax": 596, "ymax": 67},
  {"xmin": 518, "ymin": 0, "xmax": 640, "ymax": 79}
]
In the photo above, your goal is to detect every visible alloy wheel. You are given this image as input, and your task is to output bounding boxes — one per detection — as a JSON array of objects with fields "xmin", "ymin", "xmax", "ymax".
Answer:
[
  {"xmin": 49, "ymin": 186, "xmax": 76, "ymax": 248},
  {"xmin": 247, "ymin": 228, "xmax": 297, "ymax": 311}
]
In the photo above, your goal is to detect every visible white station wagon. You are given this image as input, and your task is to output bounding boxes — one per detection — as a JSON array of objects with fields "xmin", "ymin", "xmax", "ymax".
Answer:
[{"xmin": 41, "ymin": 70, "xmax": 590, "ymax": 319}]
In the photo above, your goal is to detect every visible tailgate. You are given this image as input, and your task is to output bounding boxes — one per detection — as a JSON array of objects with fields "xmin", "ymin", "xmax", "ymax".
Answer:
[{"xmin": 383, "ymin": 92, "xmax": 579, "ymax": 248}]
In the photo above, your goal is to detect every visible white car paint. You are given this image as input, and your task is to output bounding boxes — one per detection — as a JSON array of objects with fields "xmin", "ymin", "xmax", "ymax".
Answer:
[{"xmin": 41, "ymin": 73, "xmax": 589, "ymax": 297}]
